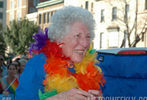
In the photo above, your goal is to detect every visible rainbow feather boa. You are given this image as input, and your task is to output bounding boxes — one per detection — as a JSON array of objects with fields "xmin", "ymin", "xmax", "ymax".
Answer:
[{"xmin": 30, "ymin": 29, "xmax": 105, "ymax": 99}]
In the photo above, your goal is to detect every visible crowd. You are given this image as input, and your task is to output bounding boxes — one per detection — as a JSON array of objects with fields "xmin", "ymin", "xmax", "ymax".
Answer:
[{"xmin": 0, "ymin": 54, "xmax": 28, "ymax": 96}]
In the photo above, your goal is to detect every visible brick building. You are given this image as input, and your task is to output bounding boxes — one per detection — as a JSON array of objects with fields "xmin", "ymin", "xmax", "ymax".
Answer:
[{"xmin": 6, "ymin": 0, "xmax": 47, "ymax": 26}]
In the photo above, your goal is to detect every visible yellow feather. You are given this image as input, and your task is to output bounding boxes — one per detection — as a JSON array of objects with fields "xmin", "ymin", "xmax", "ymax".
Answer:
[{"xmin": 45, "ymin": 74, "xmax": 78, "ymax": 93}]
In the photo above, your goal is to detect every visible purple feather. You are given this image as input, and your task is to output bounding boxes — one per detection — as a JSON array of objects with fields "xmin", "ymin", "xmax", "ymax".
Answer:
[{"xmin": 29, "ymin": 28, "xmax": 49, "ymax": 54}]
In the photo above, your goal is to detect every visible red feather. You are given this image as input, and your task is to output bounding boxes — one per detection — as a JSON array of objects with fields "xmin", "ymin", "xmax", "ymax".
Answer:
[{"xmin": 74, "ymin": 61, "xmax": 105, "ymax": 91}]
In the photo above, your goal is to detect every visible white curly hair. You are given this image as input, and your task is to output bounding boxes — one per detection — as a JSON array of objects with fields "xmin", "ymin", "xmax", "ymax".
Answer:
[{"xmin": 48, "ymin": 6, "xmax": 95, "ymax": 42}]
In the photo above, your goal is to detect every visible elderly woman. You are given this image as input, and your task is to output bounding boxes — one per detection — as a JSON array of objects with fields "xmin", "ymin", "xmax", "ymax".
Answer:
[{"xmin": 15, "ymin": 6, "xmax": 105, "ymax": 100}]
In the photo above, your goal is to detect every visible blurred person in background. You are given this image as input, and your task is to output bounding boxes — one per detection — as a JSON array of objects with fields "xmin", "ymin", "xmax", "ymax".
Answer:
[
  {"xmin": 0, "ymin": 65, "xmax": 2, "ymax": 93},
  {"xmin": 0, "ymin": 65, "xmax": 3, "ymax": 94},
  {"xmin": 18, "ymin": 59, "xmax": 27, "ymax": 76},
  {"xmin": 0, "ymin": 54, "xmax": 7, "ymax": 77},
  {"xmin": 21, "ymin": 55, "xmax": 29, "ymax": 61},
  {"xmin": 6, "ymin": 59, "xmax": 12, "ymax": 66},
  {"xmin": 12, "ymin": 58, "xmax": 21, "ymax": 78},
  {"xmin": 0, "ymin": 63, "xmax": 18, "ymax": 96},
  {"xmin": 0, "ymin": 66, "xmax": 2, "ymax": 79},
  {"xmin": 0, "ymin": 81, "xmax": 3, "ymax": 94}
]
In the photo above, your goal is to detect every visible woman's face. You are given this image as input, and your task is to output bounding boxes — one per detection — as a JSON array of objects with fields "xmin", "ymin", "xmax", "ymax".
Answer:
[
  {"xmin": 8, "ymin": 65, "xmax": 17, "ymax": 76},
  {"xmin": 62, "ymin": 22, "xmax": 90, "ymax": 63}
]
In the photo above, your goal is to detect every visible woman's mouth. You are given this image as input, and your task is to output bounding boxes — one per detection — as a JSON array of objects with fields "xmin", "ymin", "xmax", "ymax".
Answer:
[{"xmin": 73, "ymin": 50, "xmax": 85, "ymax": 55}]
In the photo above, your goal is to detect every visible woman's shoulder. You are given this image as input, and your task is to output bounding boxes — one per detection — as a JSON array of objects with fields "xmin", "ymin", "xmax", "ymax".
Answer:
[
  {"xmin": 23, "ymin": 53, "xmax": 47, "ymax": 72},
  {"xmin": 27, "ymin": 53, "xmax": 46, "ymax": 64}
]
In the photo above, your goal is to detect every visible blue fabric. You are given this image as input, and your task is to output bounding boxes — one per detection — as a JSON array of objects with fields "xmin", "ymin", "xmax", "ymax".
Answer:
[
  {"xmin": 2, "ymin": 77, "xmax": 8, "ymax": 86},
  {"xmin": 0, "ymin": 94, "xmax": 15, "ymax": 100},
  {"xmin": 67, "ymin": 67, "xmax": 76, "ymax": 73},
  {"xmin": 15, "ymin": 53, "xmax": 46, "ymax": 100},
  {"xmin": 97, "ymin": 54, "xmax": 147, "ymax": 98},
  {"xmin": 1, "ymin": 65, "xmax": 7, "ymax": 77},
  {"xmin": 2, "ymin": 77, "xmax": 8, "ymax": 89}
]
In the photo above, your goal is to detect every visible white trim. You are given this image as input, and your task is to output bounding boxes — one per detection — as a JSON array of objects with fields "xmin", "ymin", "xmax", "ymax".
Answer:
[
  {"xmin": 6, "ymin": 6, "xmax": 27, "ymax": 13},
  {"xmin": 37, "ymin": 6, "xmax": 63, "ymax": 14}
]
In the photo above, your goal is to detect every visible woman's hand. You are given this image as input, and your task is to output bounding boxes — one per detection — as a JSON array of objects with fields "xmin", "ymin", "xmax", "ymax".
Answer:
[
  {"xmin": 88, "ymin": 90, "xmax": 102, "ymax": 100},
  {"xmin": 46, "ymin": 88, "xmax": 91, "ymax": 100},
  {"xmin": 2, "ymin": 90, "xmax": 9, "ymax": 96}
]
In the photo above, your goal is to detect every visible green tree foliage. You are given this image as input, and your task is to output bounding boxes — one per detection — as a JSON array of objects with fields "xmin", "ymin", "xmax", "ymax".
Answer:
[
  {"xmin": 0, "ymin": 23, "xmax": 6, "ymax": 55},
  {"xmin": 0, "ymin": 33, "xmax": 6, "ymax": 55},
  {"xmin": 3, "ymin": 19, "xmax": 39, "ymax": 55}
]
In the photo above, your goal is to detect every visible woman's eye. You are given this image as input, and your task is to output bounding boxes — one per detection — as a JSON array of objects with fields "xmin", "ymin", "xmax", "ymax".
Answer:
[
  {"xmin": 86, "ymin": 36, "xmax": 90, "ymax": 39},
  {"xmin": 75, "ymin": 34, "xmax": 80, "ymax": 38}
]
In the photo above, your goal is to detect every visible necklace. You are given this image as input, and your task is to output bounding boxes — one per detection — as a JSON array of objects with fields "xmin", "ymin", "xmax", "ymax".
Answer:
[{"xmin": 38, "ymin": 40, "xmax": 105, "ymax": 93}]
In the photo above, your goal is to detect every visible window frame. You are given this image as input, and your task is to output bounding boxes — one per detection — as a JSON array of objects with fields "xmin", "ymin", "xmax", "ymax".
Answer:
[
  {"xmin": 145, "ymin": 0, "xmax": 147, "ymax": 10},
  {"xmin": 39, "ymin": 14, "xmax": 42, "ymax": 24},
  {"xmin": 100, "ymin": 9, "xmax": 105, "ymax": 22},
  {"xmin": 124, "ymin": 4, "xmax": 129, "ymax": 21},
  {"xmin": 100, "ymin": 32, "xmax": 104, "ymax": 49},
  {"xmin": 112, "ymin": 7, "xmax": 117, "ymax": 21},
  {"xmin": 43, "ymin": 13, "xmax": 46, "ymax": 24},
  {"xmin": 0, "ymin": 1, "xmax": 3, "ymax": 8},
  {"xmin": 0, "ymin": 12, "xmax": 3, "ymax": 19},
  {"xmin": 85, "ymin": 1, "xmax": 89, "ymax": 10}
]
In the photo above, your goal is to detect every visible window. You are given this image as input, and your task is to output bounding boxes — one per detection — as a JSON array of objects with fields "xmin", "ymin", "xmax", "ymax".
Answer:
[
  {"xmin": 91, "ymin": 2, "xmax": 93, "ymax": 12},
  {"xmin": 17, "ymin": 10, "xmax": 21, "ymax": 20},
  {"xmin": 18, "ymin": 0, "xmax": 21, "ymax": 8},
  {"xmin": 85, "ymin": 1, "xmax": 88, "ymax": 10},
  {"xmin": 0, "ymin": 13, "xmax": 3, "ymax": 19},
  {"xmin": 112, "ymin": 7, "xmax": 117, "ymax": 21},
  {"xmin": 145, "ymin": 0, "xmax": 147, "ymax": 9},
  {"xmin": 50, "ymin": 12, "xmax": 53, "ymax": 17},
  {"xmin": 100, "ymin": 32, "xmax": 104, "ymax": 49},
  {"xmin": 33, "ymin": 0, "xmax": 40, "ymax": 7},
  {"xmin": 39, "ymin": 14, "xmax": 42, "ymax": 24},
  {"xmin": 124, "ymin": 4, "xmax": 129, "ymax": 20},
  {"xmin": 0, "ymin": 1, "xmax": 3, "ymax": 8},
  {"xmin": 11, "ymin": 0, "xmax": 14, "ymax": 9},
  {"xmin": 43, "ymin": 13, "xmax": 46, "ymax": 24},
  {"xmin": 47, "ymin": 12, "xmax": 50, "ymax": 23},
  {"xmin": 100, "ymin": 9, "xmax": 104, "ymax": 22},
  {"xmin": 108, "ymin": 31, "xmax": 118, "ymax": 48},
  {"xmin": 10, "ymin": 12, "xmax": 14, "ymax": 21},
  {"xmin": 124, "ymin": 30, "xmax": 128, "ymax": 47}
]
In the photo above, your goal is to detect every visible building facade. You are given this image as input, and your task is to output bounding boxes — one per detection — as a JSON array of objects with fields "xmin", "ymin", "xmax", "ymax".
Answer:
[
  {"xmin": 136, "ymin": 0, "xmax": 147, "ymax": 47},
  {"xmin": 6, "ymin": 0, "xmax": 47, "ymax": 26},
  {"xmin": 6, "ymin": 0, "xmax": 146, "ymax": 49},
  {"xmin": 36, "ymin": 0, "xmax": 64, "ymax": 30},
  {"xmin": 36, "ymin": 0, "xmax": 95, "ymax": 30},
  {"xmin": 93, "ymin": 0, "xmax": 147, "ymax": 49},
  {"xmin": 6, "ymin": 0, "xmax": 28, "ymax": 25},
  {"xmin": 0, "ymin": 0, "xmax": 6, "ymax": 29}
]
